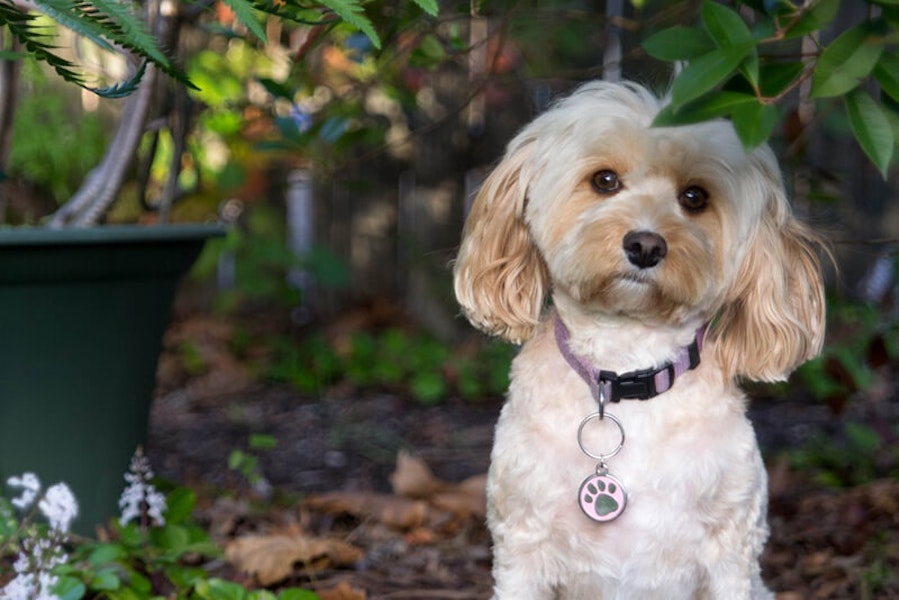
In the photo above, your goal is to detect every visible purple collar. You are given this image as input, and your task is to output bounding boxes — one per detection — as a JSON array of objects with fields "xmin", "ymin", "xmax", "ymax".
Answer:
[{"xmin": 554, "ymin": 317, "xmax": 705, "ymax": 410}]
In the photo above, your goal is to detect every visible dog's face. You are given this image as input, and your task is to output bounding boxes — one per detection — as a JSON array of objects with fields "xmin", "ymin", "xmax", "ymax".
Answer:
[
  {"xmin": 454, "ymin": 81, "xmax": 826, "ymax": 382},
  {"xmin": 525, "ymin": 110, "xmax": 758, "ymax": 324}
]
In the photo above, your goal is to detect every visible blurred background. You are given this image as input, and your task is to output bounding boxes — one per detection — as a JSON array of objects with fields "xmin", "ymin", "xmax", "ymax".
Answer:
[{"xmin": 1, "ymin": 0, "xmax": 898, "ymax": 597}]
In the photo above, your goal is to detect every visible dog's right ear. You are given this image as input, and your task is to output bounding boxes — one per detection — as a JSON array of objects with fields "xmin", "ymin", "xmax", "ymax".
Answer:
[{"xmin": 453, "ymin": 142, "xmax": 547, "ymax": 343}]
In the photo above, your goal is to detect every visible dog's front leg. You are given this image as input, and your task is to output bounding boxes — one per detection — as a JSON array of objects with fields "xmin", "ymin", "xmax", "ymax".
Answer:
[
  {"xmin": 490, "ymin": 540, "xmax": 557, "ymax": 600},
  {"xmin": 487, "ymin": 480, "xmax": 559, "ymax": 599}
]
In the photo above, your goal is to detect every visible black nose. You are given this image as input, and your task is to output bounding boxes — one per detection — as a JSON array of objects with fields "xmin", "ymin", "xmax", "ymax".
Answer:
[{"xmin": 623, "ymin": 230, "xmax": 667, "ymax": 269}]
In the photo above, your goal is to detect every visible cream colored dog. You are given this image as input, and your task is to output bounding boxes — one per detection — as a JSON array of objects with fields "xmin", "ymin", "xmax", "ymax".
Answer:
[{"xmin": 453, "ymin": 81, "xmax": 825, "ymax": 599}]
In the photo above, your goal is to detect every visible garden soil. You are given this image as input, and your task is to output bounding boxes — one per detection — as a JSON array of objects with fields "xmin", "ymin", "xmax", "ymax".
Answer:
[{"xmin": 148, "ymin": 313, "xmax": 899, "ymax": 599}]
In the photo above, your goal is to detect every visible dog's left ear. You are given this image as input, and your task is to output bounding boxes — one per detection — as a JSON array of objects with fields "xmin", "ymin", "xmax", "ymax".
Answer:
[{"xmin": 711, "ymin": 165, "xmax": 827, "ymax": 382}]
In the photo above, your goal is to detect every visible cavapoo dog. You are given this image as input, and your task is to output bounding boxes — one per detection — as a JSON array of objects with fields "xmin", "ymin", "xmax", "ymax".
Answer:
[{"xmin": 453, "ymin": 81, "xmax": 825, "ymax": 599}]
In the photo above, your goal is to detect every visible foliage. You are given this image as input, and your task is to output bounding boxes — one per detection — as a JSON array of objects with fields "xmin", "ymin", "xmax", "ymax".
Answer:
[
  {"xmin": 787, "ymin": 421, "xmax": 899, "ymax": 488},
  {"xmin": 796, "ymin": 298, "xmax": 899, "ymax": 405},
  {"xmin": 228, "ymin": 434, "xmax": 278, "ymax": 494},
  {"xmin": 267, "ymin": 328, "xmax": 515, "ymax": 405},
  {"xmin": 643, "ymin": 0, "xmax": 899, "ymax": 176},
  {"xmin": 0, "ymin": 471, "xmax": 321, "ymax": 599},
  {"xmin": 5, "ymin": 62, "xmax": 109, "ymax": 205},
  {"xmin": 197, "ymin": 205, "xmax": 350, "ymax": 311},
  {"xmin": 0, "ymin": 0, "xmax": 437, "ymax": 98}
]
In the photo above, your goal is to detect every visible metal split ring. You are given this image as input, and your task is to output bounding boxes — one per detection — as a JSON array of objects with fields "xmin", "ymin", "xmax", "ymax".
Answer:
[{"xmin": 577, "ymin": 411, "xmax": 625, "ymax": 462}]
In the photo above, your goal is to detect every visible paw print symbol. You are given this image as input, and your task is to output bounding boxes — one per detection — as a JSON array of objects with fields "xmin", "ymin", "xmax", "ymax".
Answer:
[{"xmin": 579, "ymin": 474, "xmax": 626, "ymax": 522}]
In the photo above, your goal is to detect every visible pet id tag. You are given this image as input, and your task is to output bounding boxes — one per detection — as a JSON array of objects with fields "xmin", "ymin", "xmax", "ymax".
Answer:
[
  {"xmin": 578, "ymin": 466, "xmax": 627, "ymax": 522},
  {"xmin": 576, "ymin": 411, "xmax": 628, "ymax": 523}
]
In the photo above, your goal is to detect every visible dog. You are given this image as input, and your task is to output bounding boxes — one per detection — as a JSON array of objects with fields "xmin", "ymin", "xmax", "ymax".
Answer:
[{"xmin": 453, "ymin": 81, "xmax": 825, "ymax": 599}]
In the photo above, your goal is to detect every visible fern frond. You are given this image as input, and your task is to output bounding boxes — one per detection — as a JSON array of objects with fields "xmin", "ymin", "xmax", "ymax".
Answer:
[
  {"xmin": 221, "ymin": 0, "xmax": 267, "ymax": 43},
  {"xmin": 249, "ymin": 1, "xmax": 337, "ymax": 27},
  {"xmin": 90, "ymin": 59, "xmax": 146, "ymax": 98},
  {"xmin": 29, "ymin": 0, "xmax": 116, "ymax": 53},
  {"xmin": 318, "ymin": 0, "xmax": 381, "ymax": 49},
  {"xmin": 36, "ymin": 0, "xmax": 194, "ymax": 89},
  {"xmin": 411, "ymin": 0, "xmax": 438, "ymax": 17},
  {"xmin": 0, "ymin": 0, "xmax": 85, "ymax": 87}
]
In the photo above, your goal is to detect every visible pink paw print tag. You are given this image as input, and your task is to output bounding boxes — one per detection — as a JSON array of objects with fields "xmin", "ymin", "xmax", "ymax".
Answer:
[{"xmin": 578, "ymin": 470, "xmax": 627, "ymax": 522}]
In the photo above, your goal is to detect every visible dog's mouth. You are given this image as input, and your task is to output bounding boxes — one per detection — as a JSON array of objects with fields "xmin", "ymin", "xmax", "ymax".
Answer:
[{"xmin": 615, "ymin": 272, "xmax": 655, "ymax": 286}]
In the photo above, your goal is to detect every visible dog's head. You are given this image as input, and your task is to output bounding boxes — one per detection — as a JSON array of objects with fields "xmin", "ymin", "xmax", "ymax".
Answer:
[{"xmin": 453, "ymin": 81, "xmax": 825, "ymax": 382}]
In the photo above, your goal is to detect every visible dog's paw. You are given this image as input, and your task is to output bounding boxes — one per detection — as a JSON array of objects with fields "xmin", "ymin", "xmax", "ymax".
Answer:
[{"xmin": 578, "ymin": 473, "xmax": 627, "ymax": 522}]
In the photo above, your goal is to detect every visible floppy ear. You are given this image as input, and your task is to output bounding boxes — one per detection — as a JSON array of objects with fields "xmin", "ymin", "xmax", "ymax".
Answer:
[
  {"xmin": 453, "ymin": 143, "xmax": 548, "ymax": 343},
  {"xmin": 711, "ymin": 178, "xmax": 826, "ymax": 382}
]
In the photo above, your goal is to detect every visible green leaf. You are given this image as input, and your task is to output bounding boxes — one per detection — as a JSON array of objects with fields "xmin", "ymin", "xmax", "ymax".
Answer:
[
  {"xmin": 758, "ymin": 61, "xmax": 805, "ymax": 97},
  {"xmin": 89, "ymin": 569, "xmax": 122, "ymax": 591},
  {"xmin": 249, "ymin": 433, "xmax": 278, "ymax": 449},
  {"xmin": 845, "ymin": 89, "xmax": 895, "ymax": 178},
  {"xmin": 845, "ymin": 422, "xmax": 882, "ymax": 452},
  {"xmin": 222, "ymin": 0, "xmax": 267, "ymax": 43},
  {"xmin": 164, "ymin": 487, "xmax": 196, "ymax": 525},
  {"xmin": 739, "ymin": 49, "xmax": 760, "ymax": 89},
  {"xmin": 782, "ymin": 0, "xmax": 840, "ymax": 39},
  {"xmin": 150, "ymin": 523, "xmax": 191, "ymax": 553},
  {"xmin": 874, "ymin": 50, "xmax": 899, "ymax": 102},
  {"xmin": 87, "ymin": 543, "xmax": 126, "ymax": 565},
  {"xmin": 670, "ymin": 44, "xmax": 754, "ymax": 110},
  {"xmin": 702, "ymin": 0, "xmax": 753, "ymax": 46},
  {"xmin": 810, "ymin": 23, "xmax": 885, "ymax": 98},
  {"xmin": 194, "ymin": 578, "xmax": 248, "ymax": 600},
  {"xmin": 320, "ymin": 0, "xmax": 381, "ymax": 49},
  {"xmin": 642, "ymin": 26, "xmax": 714, "ymax": 61},
  {"xmin": 277, "ymin": 590, "xmax": 321, "ymax": 600},
  {"xmin": 654, "ymin": 91, "xmax": 758, "ymax": 126},
  {"xmin": 52, "ymin": 576, "xmax": 87, "ymax": 600},
  {"xmin": 732, "ymin": 101, "xmax": 779, "ymax": 149},
  {"xmin": 411, "ymin": 0, "xmax": 439, "ymax": 16}
]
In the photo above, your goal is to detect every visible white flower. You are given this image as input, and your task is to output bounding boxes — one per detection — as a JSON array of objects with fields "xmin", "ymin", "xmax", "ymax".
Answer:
[
  {"xmin": 118, "ymin": 447, "xmax": 167, "ymax": 527},
  {"xmin": 7, "ymin": 472, "xmax": 41, "ymax": 510},
  {"xmin": 1, "ymin": 543, "xmax": 65, "ymax": 600},
  {"xmin": 37, "ymin": 483, "xmax": 78, "ymax": 533},
  {"xmin": 0, "ymin": 572, "xmax": 37, "ymax": 600}
]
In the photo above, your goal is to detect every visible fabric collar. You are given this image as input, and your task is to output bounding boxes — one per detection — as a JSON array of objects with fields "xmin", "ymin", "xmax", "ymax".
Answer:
[{"xmin": 554, "ymin": 316, "xmax": 705, "ymax": 406}]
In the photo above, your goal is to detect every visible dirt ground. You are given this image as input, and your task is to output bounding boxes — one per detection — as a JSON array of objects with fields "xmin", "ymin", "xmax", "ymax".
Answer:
[{"xmin": 147, "ymin": 314, "xmax": 899, "ymax": 599}]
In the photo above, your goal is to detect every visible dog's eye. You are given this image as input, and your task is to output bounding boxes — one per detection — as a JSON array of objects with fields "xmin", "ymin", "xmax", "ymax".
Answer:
[
  {"xmin": 591, "ymin": 170, "xmax": 622, "ymax": 194},
  {"xmin": 679, "ymin": 186, "xmax": 709, "ymax": 213}
]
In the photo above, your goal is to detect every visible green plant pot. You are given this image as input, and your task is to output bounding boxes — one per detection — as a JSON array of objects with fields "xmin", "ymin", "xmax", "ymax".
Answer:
[{"xmin": 0, "ymin": 224, "xmax": 225, "ymax": 533}]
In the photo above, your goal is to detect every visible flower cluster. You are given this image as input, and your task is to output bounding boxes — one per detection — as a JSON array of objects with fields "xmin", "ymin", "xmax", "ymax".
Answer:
[
  {"xmin": 0, "ymin": 475, "xmax": 78, "ymax": 600},
  {"xmin": 118, "ymin": 446, "xmax": 167, "ymax": 528}
]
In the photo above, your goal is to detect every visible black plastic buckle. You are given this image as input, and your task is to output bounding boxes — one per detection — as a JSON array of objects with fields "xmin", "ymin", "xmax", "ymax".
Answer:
[{"xmin": 599, "ymin": 363, "xmax": 674, "ymax": 402}]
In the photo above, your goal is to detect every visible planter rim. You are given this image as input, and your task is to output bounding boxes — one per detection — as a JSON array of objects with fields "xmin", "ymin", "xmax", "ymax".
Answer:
[{"xmin": 0, "ymin": 223, "xmax": 227, "ymax": 246}]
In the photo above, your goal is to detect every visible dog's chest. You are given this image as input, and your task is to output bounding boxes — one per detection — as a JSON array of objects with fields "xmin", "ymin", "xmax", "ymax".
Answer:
[{"xmin": 489, "ymin": 371, "xmax": 762, "ymax": 573}]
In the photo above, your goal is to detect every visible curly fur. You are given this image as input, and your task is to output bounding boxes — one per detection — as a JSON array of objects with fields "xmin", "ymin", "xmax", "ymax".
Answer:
[{"xmin": 453, "ymin": 81, "xmax": 825, "ymax": 599}]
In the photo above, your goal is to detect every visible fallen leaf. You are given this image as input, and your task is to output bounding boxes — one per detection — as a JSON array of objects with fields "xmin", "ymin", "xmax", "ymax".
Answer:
[
  {"xmin": 305, "ymin": 492, "xmax": 431, "ymax": 529},
  {"xmin": 316, "ymin": 580, "xmax": 366, "ymax": 600},
  {"xmin": 430, "ymin": 474, "xmax": 487, "ymax": 519},
  {"xmin": 389, "ymin": 449, "xmax": 444, "ymax": 498},
  {"xmin": 390, "ymin": 451, "xmax": 487, "ymax": 519},
  {"xmin": 226, "ymin": 534, "xmax": 363, "ymax": 586}
]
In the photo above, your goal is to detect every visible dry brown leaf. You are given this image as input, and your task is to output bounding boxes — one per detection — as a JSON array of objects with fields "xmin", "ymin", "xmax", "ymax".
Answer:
[
  {"xmin": 389, "ymin": 449, "xmax": 445, "ymax": 498},
  {"xmin": 225, "ymin": 534, "xmax": 363, "ymax": 586},
  {"xmin": 316, "ymin": 580, "xmax": 367, "ymax": 600},
  {"xmin": 390, "ymin": 451, "xmax": 487, "ymax": 519},
  {"xmin": 430, "ymin": 474, "xmax": 487, "ymax": 519},
  {"xmin": 305, "ymin": 491, "xmax": 431, "ymax": 529}
]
